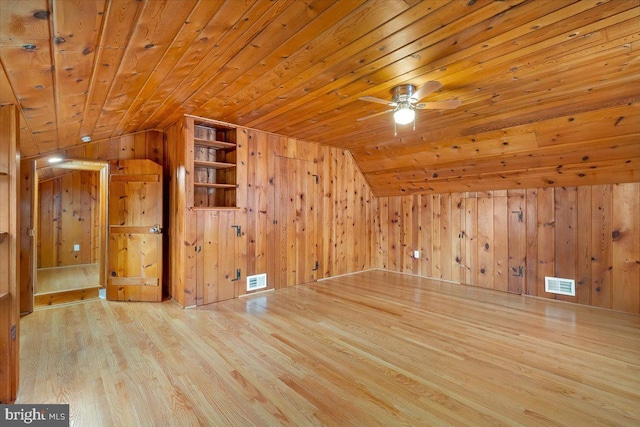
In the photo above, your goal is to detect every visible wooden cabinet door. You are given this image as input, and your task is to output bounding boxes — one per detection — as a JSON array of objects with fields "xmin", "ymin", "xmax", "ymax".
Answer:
[
  {"xmin": 273, "ymin": 155, "xmax": 319, "ymax": 288},
  {"xmin": 107, "ymin": 160, "xmax": 163, "ymax": 302},
  {"xmin": 508, "ymin": 189, "xmax": 527, "ymax": 294},
  {"xmin": 196, "ymin": 210, "xmax": 245, "ymax": 305}
]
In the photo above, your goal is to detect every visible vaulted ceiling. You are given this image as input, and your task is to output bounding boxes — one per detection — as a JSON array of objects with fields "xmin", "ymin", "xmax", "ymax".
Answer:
[{"xmin": 1, "ymin": 0, "xmax": 639, "ymax": 196}]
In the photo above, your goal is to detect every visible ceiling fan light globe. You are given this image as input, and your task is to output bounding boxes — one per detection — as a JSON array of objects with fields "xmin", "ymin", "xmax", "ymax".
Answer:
[{"xmin": 394, "ymin": 107, "xmax": 415, "ymax": 125}]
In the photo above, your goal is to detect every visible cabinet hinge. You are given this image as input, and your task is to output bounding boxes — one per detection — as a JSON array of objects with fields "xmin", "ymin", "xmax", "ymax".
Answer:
[
  {"xmin": 10, "ymin": 324, "xmax": 16, "ymax": 341},
  {"xmin": 231, "ymin": 269, "xmax": 241, "ymax": 282},
  {"xmin": 511, "ymin": 209, "xmax": 524, "ymax": 222},
  {"xmin": 231, "ymin": 225, "xmax": 242, "ymax": 236},
  {"xmin": 312, "ymin": 174, "xmax": 319, "ymax": 184},
  {"xmin": 312, "ymin": 261, "xmax": 319, "ymax": 271},
  {"xmin": 511, "ymin": 265, "xmax": 524, "ymax": 277}
]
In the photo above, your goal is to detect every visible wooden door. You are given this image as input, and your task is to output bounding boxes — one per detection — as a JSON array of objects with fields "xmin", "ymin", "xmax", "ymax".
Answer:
[
  {"xmin": 195, "ymin": 210, "xmax": 245, "ymax": 305},
  {"xmin": 107, "ymin": 160, "xmax": 163, "ymax": 302},
  {"xmin": 273, "ymin": 156, "xmax": 319, "ymax": 288}
]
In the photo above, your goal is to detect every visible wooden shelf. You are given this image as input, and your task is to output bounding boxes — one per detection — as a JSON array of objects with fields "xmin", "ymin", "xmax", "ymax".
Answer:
[
  {"xmin": 194, "ymin": 160, "xmax": 236, "ymax": 169},
  {"xmin": 0, "ymin": 231, "xmax": 8, "ymax": 243},
  {"xmin": 188, "ymin": 116, "xmax": 238, "ymax": 208},
  {"xmin": 194, "ymin": 182, "xmax": 237, "ymax": 189},
  {"xmin": 193, "ymin": 138, "xmax": 236, "ymax": 150}
]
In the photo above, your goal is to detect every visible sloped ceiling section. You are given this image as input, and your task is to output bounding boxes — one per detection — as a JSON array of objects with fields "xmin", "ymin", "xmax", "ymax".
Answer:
[{"xmin": 1, "ymin": 0, "xmax": 639, "ymax": 196}]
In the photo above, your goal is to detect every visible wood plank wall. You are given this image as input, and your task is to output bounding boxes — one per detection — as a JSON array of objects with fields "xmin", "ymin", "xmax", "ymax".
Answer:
[
  {"xmin": 0, "ymin": 104, "xmax": 19, "ymax": 402},
  {"xmin": 166, "ymin": 122, "xmax": 376, "ymax": 307},
  {"xmin": 38, "ymin": 170, "xmax": 98, "ymax": 268},
  {"xmin": 375, "ymin": 184, "xmax": 640, "ymax": 314},
  {"xmin": 19, "ymin": 131, "xmax": 164, "ymax": 313},
  {"xmin": 247, "ymin": 130, "xmax": 375, "ymax": 283},
  {"xmin": 17, "ymin": 125, "xmax": 639, "ymax": 316}
]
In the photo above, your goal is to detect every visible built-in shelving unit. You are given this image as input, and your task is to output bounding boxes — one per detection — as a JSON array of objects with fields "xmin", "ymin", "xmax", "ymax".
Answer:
[
  {"xmin": 165, "ymin": 114, "xmax": 248, "ymax": 308},
  {"xmin": 190, "ymin": 117, "xmax": 238, "ymax": 208}
]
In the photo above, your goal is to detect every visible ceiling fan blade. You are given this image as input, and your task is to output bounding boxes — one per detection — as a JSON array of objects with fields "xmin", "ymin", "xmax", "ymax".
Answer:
[
  {"xmin": 359, "ymin": 96, "xmax": 395, "ymax": 106},
  {"xmin": 415, "ymin": 99, "xmax": 461, "ymax": 110},
  {"xmin": 410, "ymin": 81, "xmax": 443, "ymax": 102},
  {"xmin": 356, "ymin": 109, "xmax": 394, "ymax": 121}
]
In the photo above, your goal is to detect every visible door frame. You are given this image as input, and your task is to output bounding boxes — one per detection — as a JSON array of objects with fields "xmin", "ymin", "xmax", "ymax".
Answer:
[{"xmin": 32, "ymin": 158, "xmax": 108, "ymax": 301}]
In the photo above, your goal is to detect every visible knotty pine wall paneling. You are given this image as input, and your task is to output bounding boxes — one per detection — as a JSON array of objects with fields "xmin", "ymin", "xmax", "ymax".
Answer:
[
  {"xmin": 463, "ymin": 194, "xmax": 477, "ymax": 286},
  {"xmin": 38, "ymin": 170, "xmax": 98, "ymax": 268},
  {"xmin": 245, "ymin": 130, "xmax": 376, "ymax": 300},
  {"xmin": 246, "ymin": 130, "xmax": 269, "ymax": 279},
  {"xmin": 507, "ymin": 189, "xmax": 526, "ymax": 294},
  {"xmin": 611, "ymin": 183, "xmax": 640, "ymax": 313},
  {"xmin": 554, "ymin": 187, "xmax": 578, "ymax": 304},
  {"xmin": 451, "ymin": 193, "xmax": 465, "ymax": 284},
  {"xmin": 165, "ymin": 118, "xmax": 190, "ymax": 307},
  {"xmin": 0, "ymin": 104, "xmax": 19, "ymax": 402},
  {"xmin": 272, "ymin": 154, "xmax": 319, "ymax": 288},
  {"xmin": 477, "ymin": 192, "xmax": 495, "ymax": 288},
  {"xmin": 591, "ymin": 185, "xmax": 613, "ymax": 308},
  {"xmin": 576, "ymin": 186, "xmax": 593, "ymax": 306},
  {"xmin": 377, "ymin": 183, "xmax": 640, "ymax": 314},
  {"xmin": 524, "ymin": 188, "xmax": 538, "ymax": 299},
  {"xmin": 376, "ymin": 197, "xmax": 388, "ymax": 270},
  {"xmin": 19, "ymin": 160, "xmax": 34, "ymax": 314},
  {"xmin": 20, "ymin": 131, "xmax": 164, "ymax": 312},
  {"xmin": 37, "ymin": 178, "xmax": 56, "ymax": 268},
  {"xmin": 535, "ymin": 187, "xmax": 556, "ymax": 299},
  {"xmin": 493, "ymin": 192, "xmax": 509, "ymax": 293},
  {"xmin": 252, "ymin": 131, "xmax": 375, "ymax": 292},
  {"xmin": 166, "ymin": 118, "xmax": 376, "ymax": 307}
]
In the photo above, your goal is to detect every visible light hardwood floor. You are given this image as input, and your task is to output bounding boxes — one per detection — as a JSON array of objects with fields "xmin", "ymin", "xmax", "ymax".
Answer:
[
  {"xmin": 17, "ymin": 270, "xmax": 640, "ymax": 426},
  {"xmin": 36, "ymin": 263, "xmax": 100, "ymax": 294}
]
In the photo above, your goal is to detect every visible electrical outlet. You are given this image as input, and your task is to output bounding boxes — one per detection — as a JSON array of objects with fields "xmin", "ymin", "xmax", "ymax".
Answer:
[
  {"xmin": 414, "ymin": 250, "xmax": 420, "ymax": 259},
  {"xmin": 73, "ymin": 244, "xmax": 80, "ymax": 252}
]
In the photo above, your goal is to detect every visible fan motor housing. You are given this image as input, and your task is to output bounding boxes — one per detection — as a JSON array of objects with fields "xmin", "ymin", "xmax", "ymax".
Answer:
[{"xmin": 391, "ymin": 84, "xmax": 416, "ymax": 103}]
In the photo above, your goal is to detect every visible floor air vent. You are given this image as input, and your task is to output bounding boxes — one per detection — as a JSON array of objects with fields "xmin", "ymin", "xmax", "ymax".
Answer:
[
  {"xmin": 545, "ymin": 276, "xmax": 576, "ymax": 296},
  {"xmin": 247, "ymin": 273, "xmax": 267, "ymax": 292}
]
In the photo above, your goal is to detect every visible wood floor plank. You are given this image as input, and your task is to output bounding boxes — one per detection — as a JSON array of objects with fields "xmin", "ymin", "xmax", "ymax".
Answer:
[
  {"xmin": 36, "ymin": 263, "xmax": 100, "ymax": 293},
  {"xmin": 16, "ymin": 270, "xmax": 640, "ymax": 426}
]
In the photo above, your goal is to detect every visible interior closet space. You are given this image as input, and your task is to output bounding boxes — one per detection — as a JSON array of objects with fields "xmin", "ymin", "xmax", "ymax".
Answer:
[{"xmin": 34, "ymin": 160, "xmax": 107, "ymax": 308}]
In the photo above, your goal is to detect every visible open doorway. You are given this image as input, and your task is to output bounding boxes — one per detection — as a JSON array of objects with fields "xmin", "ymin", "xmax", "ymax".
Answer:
[{"xmin": 33, "ymin": 159, "xmax": 108, "ymax": 308}]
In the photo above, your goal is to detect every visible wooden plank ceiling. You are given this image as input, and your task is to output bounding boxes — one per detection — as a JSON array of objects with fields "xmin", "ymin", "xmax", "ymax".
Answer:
[{"xmin": 1, "ymin": 0, "xmax": 639, "ymax": 196}]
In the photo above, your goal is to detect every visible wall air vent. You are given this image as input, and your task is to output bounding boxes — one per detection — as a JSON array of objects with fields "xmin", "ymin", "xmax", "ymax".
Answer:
[
  {"xmin": 247, "ymin": 273, "xmax": 267, "ymax": 292},
  {"xmin": 545, "ymin": 276, "xmax": 576, "ymax": 296}
]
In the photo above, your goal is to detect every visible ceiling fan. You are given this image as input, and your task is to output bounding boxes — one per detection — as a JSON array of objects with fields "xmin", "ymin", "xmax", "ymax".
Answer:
[{"xmin": 357, "ymin": 81, "xmax": 461, "ymax": 134}]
